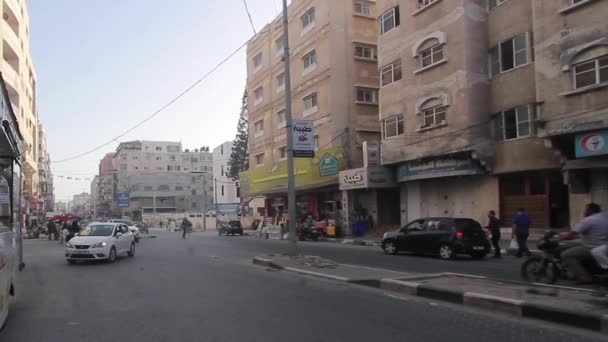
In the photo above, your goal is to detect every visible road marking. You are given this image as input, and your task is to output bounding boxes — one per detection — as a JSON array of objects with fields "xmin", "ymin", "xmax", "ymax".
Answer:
[
  {"xmin": 383, "ymin": 292, "xmax": 409, "ymax": 301},
  {"xmin": 339, "ymin": 263, "xmax": 409, "ymax": 274}
]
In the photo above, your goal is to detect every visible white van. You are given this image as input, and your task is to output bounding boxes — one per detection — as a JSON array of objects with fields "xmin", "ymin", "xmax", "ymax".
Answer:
[{"xmin": 0, "ymin": 226, "xmax": 16, "ymax": 329}]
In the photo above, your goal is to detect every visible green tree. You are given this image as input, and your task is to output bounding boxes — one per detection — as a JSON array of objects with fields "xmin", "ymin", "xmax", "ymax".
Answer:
[{"xmin": 228, "ymin": 88, "xmax": 249, "ymax": 180}]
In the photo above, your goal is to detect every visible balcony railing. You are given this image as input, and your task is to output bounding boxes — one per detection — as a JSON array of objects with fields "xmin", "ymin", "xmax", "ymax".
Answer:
[
  {"xmin": 1, "ymin": 59, "xmax": 19, "ymax": 90},
  {"xmin": 2, "ymin": 21, "xmax": 20, "ymax": 62}
]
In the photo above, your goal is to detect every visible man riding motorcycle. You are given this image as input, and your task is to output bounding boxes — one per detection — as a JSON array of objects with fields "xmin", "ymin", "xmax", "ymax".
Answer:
[{"xmin": 559, "ymin": 203, "xmax": 608, "ymax": 284}]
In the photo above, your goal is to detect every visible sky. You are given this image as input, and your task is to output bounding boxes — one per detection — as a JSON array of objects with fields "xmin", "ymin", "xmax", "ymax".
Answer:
[{"xmin": 29, "ymin": 0, "xmax": 281, "ymax": 202}]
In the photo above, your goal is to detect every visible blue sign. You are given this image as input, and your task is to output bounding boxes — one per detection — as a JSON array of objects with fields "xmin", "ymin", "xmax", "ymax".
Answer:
[
  {"xmin": 117, "ymin": 192, "xmax": 130, "ymax": 208},
  {"xmin": 575, "ymin": 130, "xmax": 608, "ymax": 158},
  {"xmin": 397, "ymin": 155, "xmax": 483, "ymax": 182},
  {"xmin": 215, "ymin": 203, "xmax": 240, "ymax": 216},
  {"xmin": 319, "ymin": 153, "xmax": 338, "ymax": 177}
]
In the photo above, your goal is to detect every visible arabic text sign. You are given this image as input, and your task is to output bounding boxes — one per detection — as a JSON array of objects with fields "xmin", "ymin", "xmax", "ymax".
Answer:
[
  {"xmin": 575, "ymin": 130, "xmax": 608, "ymax": 158},
  {"xmin": 117, "ymin": 192, "xmax": 130, "ymax": 208},
  {"xmin": 397, "ymin": 155, "xmax": 483, "ymax": 182},
  {"xmin": 215, "ymin": 203, "xmax": 240, "ymax": 216},
  {"xmin": 339, "ymin": 166, "xmax": 396, "ymax": 190},
  {"xmin": 292, "ymin": 120, "xmax": 314, "ymax": 158}
]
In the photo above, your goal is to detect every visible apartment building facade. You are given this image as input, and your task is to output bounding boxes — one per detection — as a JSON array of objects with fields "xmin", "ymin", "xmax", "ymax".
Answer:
[
  {"xmin": 37, "ymin": 122, "xmax": 53, "ymax": 213},
  {"xmin": 1, "ymin": 0, "xmax": 39, "ymax": 211},
  {"xmin": 112, "ymin": 141, "xmax": 214, "ymax": 217},
  {"xmin": 241, "ymin": 0, "xmax": 382, "ymax": 228},
  {"xmin": 376, "ymin": 0, "xmax": 608, "ymax": 228},
  {"xmin": 98, "ymin": 153, "xmax": 117, "ymax": 217},
  {"xmin": 213, "ymin": 142, "xmax": 240, "ymax": 210}
]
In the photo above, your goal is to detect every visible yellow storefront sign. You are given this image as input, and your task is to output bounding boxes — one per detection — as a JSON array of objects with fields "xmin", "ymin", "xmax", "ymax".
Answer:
[{"xmin": 240, "ymin": 147, "xmax": 346, "ymax": 196}]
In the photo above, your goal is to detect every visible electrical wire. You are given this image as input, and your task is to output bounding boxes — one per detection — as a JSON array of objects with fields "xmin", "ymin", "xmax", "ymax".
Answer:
[{"xmin": 242, "ymin": 0, "xmax": 257, "ymax": 34}]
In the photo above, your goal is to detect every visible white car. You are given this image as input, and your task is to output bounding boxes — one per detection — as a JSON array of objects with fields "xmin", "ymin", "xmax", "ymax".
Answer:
[
  {"xmin": 110, "ymin": 219, "xmax": 140, "ymax": 242},
  {"xmin": 65, "ymin": 223, "xmax": 135, "ymax": 264}
]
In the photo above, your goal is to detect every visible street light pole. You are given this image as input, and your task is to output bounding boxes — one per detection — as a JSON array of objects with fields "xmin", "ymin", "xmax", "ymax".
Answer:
[{"xmin": 282, "ymin": 0, "xmax": 297, "ymax": 255}]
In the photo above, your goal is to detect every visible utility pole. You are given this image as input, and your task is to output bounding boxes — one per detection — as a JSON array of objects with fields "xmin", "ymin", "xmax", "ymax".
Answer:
[
  {"xmin": 282, "ymin": 0, "xmax": 297, "ymax": 255},
  {"xmin": 202, "ymin": 175, "xmax": 207, "ymax": 231}
]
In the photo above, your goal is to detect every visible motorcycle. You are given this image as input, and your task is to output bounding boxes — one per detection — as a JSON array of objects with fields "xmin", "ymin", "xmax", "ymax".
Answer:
[
  {"xmin": 521, "ymin": 231, "xmax": 608, "ymax": 284},
  {"xmin": 297, "ymin": 224, "xmax": 322, "ymax": 241}
]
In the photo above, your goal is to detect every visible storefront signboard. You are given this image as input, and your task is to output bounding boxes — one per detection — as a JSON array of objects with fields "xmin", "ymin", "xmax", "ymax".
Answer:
[
  {"xmin": 365, "ymin": 142, "xmax": 380, "ymax": 167},
  {"xmin": 215, "ymin": 203, "xmax": 240, "ymax": 216},
  {"xmin": 339, "ymin": 166, "xmax": 396, "ymax": 190},
  {"xmin": 397, "ymin": 155, "xmax": 483, "ymax": 182},
  {"xmin": 575, "ymin": 130, "xmax": 608, "ymax": 158},
  {"xmin": 292, "ymin": 120, "xmax": 315, "ymax": 158},
  {"xmin": 239, "ymin": 147, "xmax": 346, "ymax": 197}
]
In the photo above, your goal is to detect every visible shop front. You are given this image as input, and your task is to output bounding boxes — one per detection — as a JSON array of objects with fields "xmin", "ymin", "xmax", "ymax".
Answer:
[
  {"xmin": 0, "ymin": 75, "xmax": 25, "ymax": 270},
  {"xmin": 240, "ymin": 147, "xmax": 347, "ymax": 228},
  {"xmin": 396, "ymin": 152, "xmax": 496, "ymax": 226},
  {"xmin": 550, "ymin": 129, "xmax": 608, "ymax": 225},
  {"xmin": 339, "ymin": 166, "xmax": 398, "ymax": 235}
]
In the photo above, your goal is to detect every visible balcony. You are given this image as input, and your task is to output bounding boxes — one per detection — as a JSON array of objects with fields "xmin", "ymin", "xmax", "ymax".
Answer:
[
  {"xmin": 2, "ymin": 38, "xmax": 20, "ymax": 77},
  {"xmin": 2, "ymin": 21, "xmax": 20, "ymax": 62},
  {"xmin": 3, "ymin": 0, "xmax": 22, "ymax": 25},
  {"xmin": 1, "ymin": 59, "xmax": 18, "ymax": 90}
]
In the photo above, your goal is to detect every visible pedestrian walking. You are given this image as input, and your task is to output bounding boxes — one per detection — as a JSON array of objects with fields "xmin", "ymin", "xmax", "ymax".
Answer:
[
  {"xmin": 181, "ymin": 218, "xmax": 190, "ymax": 239},
  {"xmin": 512, "ymin": 208, "xmax": 532, "ymax": 258},
  {"xmin": 47, "ymin": 220, "xmax": 57, "ymax": 241},
  {"xmin": 160, "ymin": 220, "xmax": 164, "ymax": 229},
  {"xmin": 486, "ymin": 210, "xmax": 501, "ymax": 258}
]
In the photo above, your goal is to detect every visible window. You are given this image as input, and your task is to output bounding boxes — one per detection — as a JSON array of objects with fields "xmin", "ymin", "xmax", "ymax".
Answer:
[
  {"xmin": 254, "ymin": 86, "xmax": 264, "ymax": 103},
  {"xmin": 354, "ymin": 2, "xmax": 371, "ymax": 16},
  {"xmin": 379, "ymin": 6, "xmax": 399, "ymax": 35},
  {"xmin": 419, "ymin": 42, "xmax": 444, "ymax": 68},
  {"xmin": 255, "ymin": 153, "xmax": 265, "ymax": 165},
  {"xmin": 276, "ymin": 35, "xmax": 284, "ymax": 55},
  {"xmin": 417, "ymin": 0, "xmax": 439, "ymax": 9},
  {"xmin": 144, "ymin": 186, "xmax": 153, "ymax": 191},
  {"xmin": 497, "ymin": 105, "xmax": 531, "ymax": 140},
  {"xmin": 356, "ymin": 87, "xmax": 377, "ymax": 104},
  {"xmin": 254, "ymin": 120, "xmax": 264, "ymax": 136},
  {"xmin": 303, "ymin": 93, "xmax": 318, "ymax": 112},
  {"xmin": 380, "ymin": 60, "xmax": 402, "ymax": 86},
  {"xmin": 279, "ymin": 146, "xmax": 287, "ymax": 159},
  {"xmin": 303, "ymin": 50, "xmax": 317, "ymax": 71},
  {"xmin": 301, "ymin": 8, "xmax": 315, "ymax": 29},
  {"xmin": 354, "ymin": 44, "xmax": 376, "ymax": 60},
  {"xmin": 158, "ymin": 185, "xmax": 170, "ymax": 191},
  {"xmin": 421, "ymin": 103, "xmax": 447, "ymax": 128},
  {"xmin": 489, "ymin": 0, "xmax": 510, "ymax": 9},
  {"xmin": 314, "ymin": 135, "xmax": 319, "ymax": 149},
  {"xmin": 277, "ymin": 109, "xmax": 286, "ymax": 126},
  {"xmin": 277, "ymin": 73, "xmax": 285, "ymax": 90},
  {"xmin": 573, "ymin": 55, "xmax": 608, "ymax": 89},
  {"xmin": 490, "ymin": 34, "xmax": 529, "ymax": 76},
  {"xmin": 175, "ymin": 186, "xmax": 184, "ymax": 191},
  {"xmin": 192, "ymin": 189, "xmax": 197, "ymax": 195},
  {"xmin": 383, "ymin": 115, "xmax": 405, "ymax": 138},
  {"xmin": 253, "ymin": 53, "xmax": 263, "ymax": 69},
  {"xmin": 571, "ymin": 0, "xmax": 586, "ymax": 4},
  {"xmin": 221, "ymin": 185, "xmax": 225, "ymax": 197},
  {"xmin": 221, "ymin": 165, "xmax": 224, "ymax": 176}
]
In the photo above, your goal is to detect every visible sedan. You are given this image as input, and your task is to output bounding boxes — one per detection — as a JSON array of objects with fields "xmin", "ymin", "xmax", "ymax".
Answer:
[
  {"xmin": 381, "ymin": 217, "xmax": 490, "ymax": 260},
  {"xmin": 111, "ymin": 219, "xmax": 140, "ymax": 242},
  {"xmin": 65, "ymin": 223, "xmax": 135, "ymax": 264}
]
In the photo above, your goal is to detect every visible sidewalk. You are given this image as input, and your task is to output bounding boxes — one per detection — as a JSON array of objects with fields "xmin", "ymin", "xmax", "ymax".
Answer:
[{"xmin": 253, "ymin": 254, "xmax": 608, "ymax": 333}]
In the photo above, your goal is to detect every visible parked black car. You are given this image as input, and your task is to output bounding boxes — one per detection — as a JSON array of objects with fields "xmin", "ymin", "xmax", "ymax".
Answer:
[
  {"xmin": 218, "ymin": 221, "xmax": 244, "ymax": 236},
  {"xmin": 381, "ymin": 217, "xmax": 490, "ymax": 260}
]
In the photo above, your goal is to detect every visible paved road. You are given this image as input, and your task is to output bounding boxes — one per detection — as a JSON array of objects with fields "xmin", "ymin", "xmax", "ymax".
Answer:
[{"xmin": 1, "ymin": 230, "xmax": 602, "ymax": 342}]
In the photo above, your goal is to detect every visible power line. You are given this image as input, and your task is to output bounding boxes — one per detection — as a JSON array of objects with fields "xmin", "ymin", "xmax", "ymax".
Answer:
[
  {"xmin": 51, "ymin": 40, "xmax": 251, "ymax": 164},
  {"xmin": 242, "ymin": 0, "xmax": 257, "ymax": 34}
]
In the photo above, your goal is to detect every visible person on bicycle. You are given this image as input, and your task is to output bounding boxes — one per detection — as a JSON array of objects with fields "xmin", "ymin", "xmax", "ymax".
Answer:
[{"xmin": 560, "ymin": 203, "xmax": 608, "ymax": 284}]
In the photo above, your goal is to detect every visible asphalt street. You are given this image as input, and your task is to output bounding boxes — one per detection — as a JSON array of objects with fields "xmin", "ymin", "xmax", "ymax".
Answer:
[{"xmin": 0, "ymin": 229, "xmax": 603, "ymax": 342}]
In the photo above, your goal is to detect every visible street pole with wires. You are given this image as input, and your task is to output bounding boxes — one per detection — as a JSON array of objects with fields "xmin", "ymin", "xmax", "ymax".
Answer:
[{"xmin": 282, "ymin": 0, "xmax": 297, "ymax": 255}]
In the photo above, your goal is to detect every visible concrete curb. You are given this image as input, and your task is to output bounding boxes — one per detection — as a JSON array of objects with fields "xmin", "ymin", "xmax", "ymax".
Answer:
[
  {"xmin": 380, "ymin": 277, "xmax": 608, "ymax": 333},
  {"xmin": 252, "ymin": 257, "xmax": 352, "ymax": 282}
]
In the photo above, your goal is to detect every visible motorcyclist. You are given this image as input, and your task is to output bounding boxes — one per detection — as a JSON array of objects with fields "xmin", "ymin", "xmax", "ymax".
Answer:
[{"xmin": 560, "ymin": 203, "xmax": 608, "ymax": 284}]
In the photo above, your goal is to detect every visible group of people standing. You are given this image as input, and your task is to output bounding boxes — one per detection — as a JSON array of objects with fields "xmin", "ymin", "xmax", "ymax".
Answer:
[
  {"xmin": 485, "ymin": 208, "xmax": 532, "ymax": 258},
  {"xmin": 46, "ymin": 219, "xmax": 81, "ymax": 243}
]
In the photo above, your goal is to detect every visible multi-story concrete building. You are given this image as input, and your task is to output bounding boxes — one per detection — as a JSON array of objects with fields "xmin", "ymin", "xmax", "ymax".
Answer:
[
  {"xmin": 241, "ymin": 0, "xmax": 381, "ymax": 227},
  {"xmin": 98, "ymin": 153, "xmax": 117, "ymax": 217},
  {"xmin": 213, "ymin": 142, "xmax": 239, "ymax": 204},
  {"xmin": 90, "ymin": 175, "xmax": 99, "ymax": 217},
  {"xmin": 1, "ymin": 0, "xmax": 39, "ymax": 210},
  {"xmin": 376, "ymin": 0, "xmax": 608, "ymax": 229},
  {"xmin": 112, "ymin": 141, "xmax": 214, "ymax": 217},
  {"xmin": 37, "ymin": 122, "xmax": 53, "ymax": 213}
]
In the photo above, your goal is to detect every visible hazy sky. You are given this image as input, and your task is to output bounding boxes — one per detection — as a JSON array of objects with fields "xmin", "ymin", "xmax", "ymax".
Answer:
[{"xmin": 30, "ymin": 0, "xmax": 280, "ymax": 201}]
